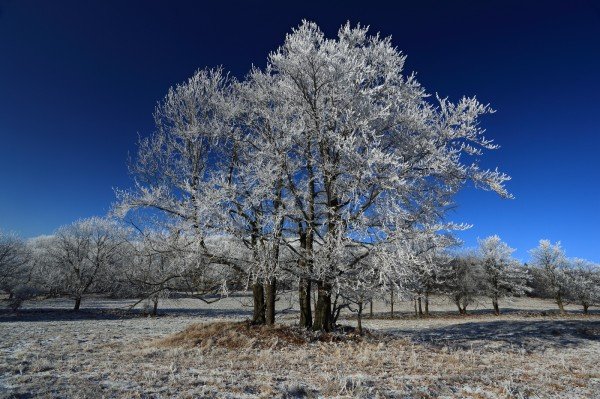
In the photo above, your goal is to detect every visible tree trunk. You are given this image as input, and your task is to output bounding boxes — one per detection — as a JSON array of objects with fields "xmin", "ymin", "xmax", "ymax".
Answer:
[
  {"xmin": 369, "ymin": 300, "xmax": 373, "ymax": 318},
  {"xmin": 265, "ymin": 279, "xmax": 276, "ymax": 325},
  {"xmin": 418, "ymin": 296, "xmax": 423, "ymax": 317},
  {"xmin": 331, "ymin": 293, "xmax": 342, "ymax": 325},
  {"xmin": 152, "ymin": 298, "xmax": 159, "ymax": 317},
  {"xmin": 251, "ymin": 283, "xmax": 266, "ymax": 325},
  {"xmin": 456, "ymin": 299, "xmax": 467, "ymax": 315},
  {"xmin": 424, "ymin": 293, "xmax": 429, "ymax": 316},
  {"xmin": 298, "ymin": 224, "xmax": 314, "ymax": 329},
  {"xmin": 390, "ymin": 287, "xmax": 394, "ymax": 319},
  {"xmin": 455, "ymin": 299, "xmax": 462, "ymax": 315},
  {"xmin": 74, "ymin": 297, "xmax": 82, "ymax": 311},
  {"xmin": 413, "ymin": 298, "xmax": 418, "ymax": 316},
  {"xmin": 583, "ymin": 303, "xmax": 589, "ymax": 314},
  {"xmin": 557, "ymin": 294, "xmax": 566, "ymax": 315},
  {"xmin": 299, "ymin": 277, "xmax": 312, "ymax": 328},
  {"xmin": 492, "ymin": 298, "xmax": 500, "ymax": 316},
  {"xmin": 313, "ymin": 281, "xmax": 332, "ymax": 332},
  {"xmin": 357, "ymin": 301, "xmax": 363, "ymax": 335}
]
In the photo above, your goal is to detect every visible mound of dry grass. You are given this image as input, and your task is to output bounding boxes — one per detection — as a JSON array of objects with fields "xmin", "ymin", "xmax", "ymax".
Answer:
[{"xmin": 158, "ymin": 321, "xmax": 371, "ymax": 350}]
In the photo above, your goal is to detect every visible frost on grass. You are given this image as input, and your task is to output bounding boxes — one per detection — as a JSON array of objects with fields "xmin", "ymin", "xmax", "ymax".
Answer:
[{"xmin": 1, "ymin": 298, "xmax": 599, "ymax": 398}]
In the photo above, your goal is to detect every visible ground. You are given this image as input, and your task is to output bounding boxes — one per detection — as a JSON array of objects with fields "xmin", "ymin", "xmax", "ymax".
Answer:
[{"xmin": 1, "ymin": 295, "xmax": 599, "ymax": 398}]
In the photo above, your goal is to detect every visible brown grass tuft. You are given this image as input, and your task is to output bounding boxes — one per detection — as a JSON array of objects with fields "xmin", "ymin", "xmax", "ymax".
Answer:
[{"xmin": 158, "ymin": 321, "xmax": 370, "ymax": 350}]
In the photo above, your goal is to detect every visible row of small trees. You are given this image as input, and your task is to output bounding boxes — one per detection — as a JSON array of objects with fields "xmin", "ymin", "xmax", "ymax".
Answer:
[
  {"xmin": 435, "ymin": 238, "xmax": 599, "ymax": 317},
  {"xmin": 2, "ymin": 222, "xmax": 598, "ymax": 323},
  {"xmin": 0, "ymin": 219, "xmax": 218, "ymax": 314}
]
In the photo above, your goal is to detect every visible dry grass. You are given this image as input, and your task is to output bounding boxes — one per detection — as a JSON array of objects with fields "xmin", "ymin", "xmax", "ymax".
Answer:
[
  {"xmin": 1, "ymin": 296, "xmax": 599, "ymax": 398},
  {"xmin": 159, "ymin": 321, "xmax": 369, "ymax": 350}
]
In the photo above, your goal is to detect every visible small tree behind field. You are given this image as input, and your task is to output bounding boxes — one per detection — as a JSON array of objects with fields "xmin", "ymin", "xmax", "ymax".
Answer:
[
  {"xmin": 0, "ymin": 231, "xmax": 31, "ymax": 300},
  {"xmin": 478, "ymin": 236, "xmax": 530, "ymax": 315},
  {"xmin": 529, "ymin": 240, "xmax": 571, "ymax": 314},
  {"xmin": 568, "ymin": 258, "xmax": 599, "ymax": 314},
  {"xmin": 33, "ymin": 217, "xmax": 132, "ymax": 310},
  {"xmin": 439, "ymin": 254, "xmax": 482, "ymax": 315}
]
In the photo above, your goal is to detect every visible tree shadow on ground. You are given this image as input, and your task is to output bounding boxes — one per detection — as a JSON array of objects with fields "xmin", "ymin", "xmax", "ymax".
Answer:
[
  {"xmin": 367, "ymin": 307, "xmax": 599, "ymax": 320},
  {"xmin": 0, "ymin": 306, "xmax": 252, "ymax": 323},
  {"xmin": 393, "ymin": 319, "xmax": 600, "ymax": 351}
]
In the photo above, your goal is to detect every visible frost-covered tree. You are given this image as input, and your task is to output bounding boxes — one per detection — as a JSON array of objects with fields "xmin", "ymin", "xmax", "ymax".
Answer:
[
  {"xmin": 118, "ymin": 228, "xmax": 241, "ymax": 316},
  {"xmin": 118, "ymin": 21, "xmax": 512, "ymax": 330},
  {"xmin": 34, "ymin": 217, "xmax": 132, "ymax": 310},
  {"xmin": 0, "ymin": 232, "xmax": 30, "ymax": 298},
  {"xmin": 115, "ymin": 67, "xmax": 286, "ymax": 324},
  {"xmin": 118, "ymin": 230, "xmax": 178, "ymax": 316},
  {"xmin": 439, "ymin": 253, "xmax": 482, "ymax": 315},
  {"xmin": 259, "ymin": 21, "xmax": 510, "ymax": 330},
  {"xmin": 568, "ymin": 258, "xmax": 599, "ymax": 314},
  {"xmin": 0, "ymin": 231, "xmax": 35, "ymax": 310},
  {"xmin": 399, "ymin": 232, "xmax": 454, "ymax": 317},
  {"xmin": 529, "ymin": 240, "xmax": 570, "ymax": 314},
  {"xmin": 478, "ymin": 235, "xmax": 530, "ymax": 315}
]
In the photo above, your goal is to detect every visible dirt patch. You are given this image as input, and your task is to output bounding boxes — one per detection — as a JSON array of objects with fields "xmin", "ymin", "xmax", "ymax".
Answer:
[{"xmin": 158, "ymin": 321, "xmax": 373, "ymax": 350}]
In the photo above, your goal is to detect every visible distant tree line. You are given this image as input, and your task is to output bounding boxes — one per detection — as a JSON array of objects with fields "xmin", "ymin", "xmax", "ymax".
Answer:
[{"xmin": 1, "ymin": 223, "xmax": 598, "ymax": 328}]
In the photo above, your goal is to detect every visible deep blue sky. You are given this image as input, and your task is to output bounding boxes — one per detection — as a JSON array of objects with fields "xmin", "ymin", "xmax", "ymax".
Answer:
[{"xmin": 1, "ymin": 0, "xmax": 599, "ymax": 262}]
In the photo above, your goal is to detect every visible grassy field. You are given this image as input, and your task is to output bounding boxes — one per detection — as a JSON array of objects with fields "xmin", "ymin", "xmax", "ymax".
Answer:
[{"xmin": 1, "ymin": 295, "xmax": 599, "ymax": 398}]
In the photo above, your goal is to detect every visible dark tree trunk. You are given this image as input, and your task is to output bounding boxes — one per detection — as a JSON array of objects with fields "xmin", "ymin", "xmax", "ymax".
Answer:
[
  {"xmin": 492, "ymin": 299, "xmax": 500, "ymax": 316},
  {"xmin": 313, "ymin": 281, "xmax": 332, "ymax": 332},
  {"xmin": 299, "ymin": 278, "xmax": 312, "ymax": 328},
  {"xmin": 390, "ymin": 287, "xmax": 394, "ymax": 319},
  {"xmin": 252, "ymin": 283, "xmax": 266, "ymax": 325},
  {"xmin": 424, "ymin": 293, "xmax": 430, "ymax": 316},
  {"xmin": 8, "ymin": 292, "xmax": 14, "ymax": 300},
  {"xmin": 298, "ymin": 222, "xmax": 313, "ymax": 329},
  {"xmin": 557, "ymin": 294, "xmax": 566, "ymax": 315},
  {"xmin": 357, "ymin": 301, "xmax": 363, "ymax": 335},
  {"xmin": 74, "ymin": 297, "xmax": 82, "ymax": 311},
  {"xmin": 369, "ymin": 300, "xmax": 373, "ymax": 318},
  {"xmin": 418, "ymin": 296, "xmax": 423, "ymax": 317},
  {"xmin": 265, "ymin": 279, "xmax": 276, "ymax": 325},
  {"xmin": 456, "ymin": 299, "xmax": 467, "ymax": 315},
  {"xmin": 583, "ymin": 303, "xmax": 589, "ymax": 314},
  {"xmin": 414, "ymin": 298, "xmax": 418, "ymax": 316},
  {"xmin": 152, "ymin": 298, "xmax": 159, "ymax": 317}
]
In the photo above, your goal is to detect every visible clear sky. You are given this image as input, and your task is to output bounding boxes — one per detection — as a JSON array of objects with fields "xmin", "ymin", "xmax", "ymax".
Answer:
[{"xmin": 1, "ymin": 0, "xmax": 599, "ymax": 262}]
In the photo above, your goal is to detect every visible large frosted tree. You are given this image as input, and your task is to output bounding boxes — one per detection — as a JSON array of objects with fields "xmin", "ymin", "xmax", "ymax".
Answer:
[
  {"xmin": 262, "ymin": 21, "xmax": 511, "ymax": 330},
  {"xmin": 118, "ymin": 21, "xmax": 512, "ymax": 330}
]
